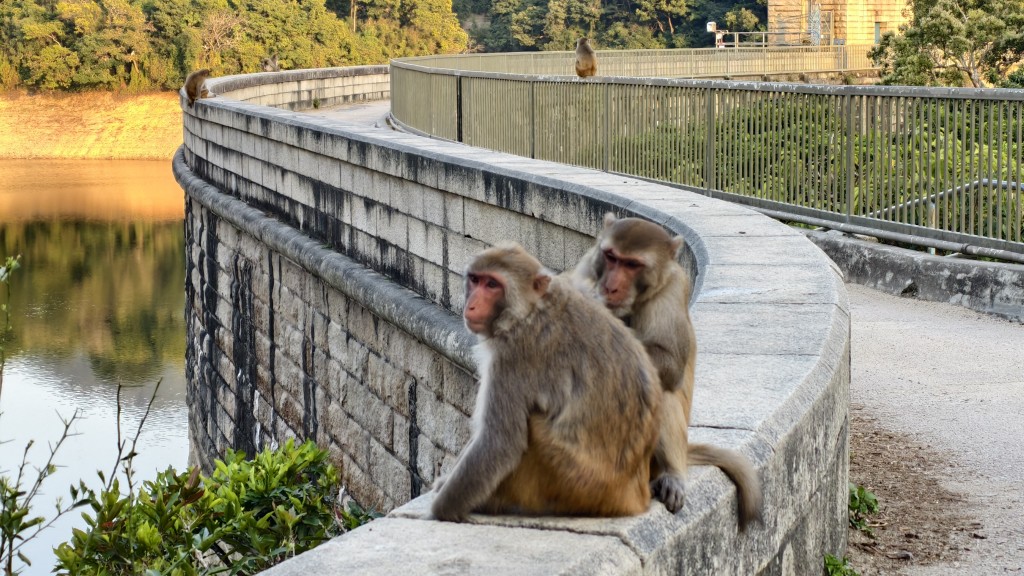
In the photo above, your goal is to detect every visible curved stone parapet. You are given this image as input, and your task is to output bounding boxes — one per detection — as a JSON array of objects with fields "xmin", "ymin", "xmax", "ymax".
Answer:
[{"xmin": 175, "ymin": 67, "xmax": 850, "ymax": 574}]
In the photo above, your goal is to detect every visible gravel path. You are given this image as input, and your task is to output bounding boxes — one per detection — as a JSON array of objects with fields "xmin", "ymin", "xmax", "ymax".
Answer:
[{"xmin": 848, "ymin": 283, "xmax": 1024, "ymax": 574}]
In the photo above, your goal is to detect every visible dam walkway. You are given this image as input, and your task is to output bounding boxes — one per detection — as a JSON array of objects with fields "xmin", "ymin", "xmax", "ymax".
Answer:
[{"xmin": 307, "ymin": 100, "xmax": 1024, "ymax": 575}]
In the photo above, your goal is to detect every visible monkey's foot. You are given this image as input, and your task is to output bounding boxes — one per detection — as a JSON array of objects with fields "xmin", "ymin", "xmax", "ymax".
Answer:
[{"xmin": 652, "ymin": 475, "xmax": 686, "ymax": 513}]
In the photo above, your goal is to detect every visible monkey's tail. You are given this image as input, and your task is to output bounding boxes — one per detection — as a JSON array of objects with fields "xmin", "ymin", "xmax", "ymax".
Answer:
[{"xmin": 688, "ymin": 443, "xmax": 764, "ymax": 531}]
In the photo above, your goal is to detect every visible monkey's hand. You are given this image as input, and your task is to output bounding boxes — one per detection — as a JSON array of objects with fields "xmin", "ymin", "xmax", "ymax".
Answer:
[
  {"xmin": 429, "ymin": 495, "xmax": 469, "ymax": 523},
  {"xmin": 652, "ymin": 474, "xmax": 686, "ymax": 513}
]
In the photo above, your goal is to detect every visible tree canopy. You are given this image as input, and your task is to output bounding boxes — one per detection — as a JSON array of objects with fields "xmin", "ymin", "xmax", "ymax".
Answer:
[
  {"xmin": 0, "ymin": 0, "xmax": 772, "ymax": 92},
  {"xmin": 869, "ymin": 0, "xmax": 1024, "ymax": 87},
  {"xmin": 0, "ymin": 0, "xmax": 469, "ymax": 91},
  {"xmin": 466, "ymin": 0, "xmax": 764, "ymax": 52}
]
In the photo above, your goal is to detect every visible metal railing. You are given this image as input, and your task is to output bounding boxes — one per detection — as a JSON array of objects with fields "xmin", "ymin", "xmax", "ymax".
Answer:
[
  {"xmin": 401, "ymin": 45, "xmax": 872, "ymax": 78},
  {"xmin": 391, "ymin": 48, "xmax": 1024, "ymax": 262}
]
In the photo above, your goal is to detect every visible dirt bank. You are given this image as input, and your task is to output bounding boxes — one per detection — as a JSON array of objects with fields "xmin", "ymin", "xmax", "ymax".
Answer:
[{"xmin": 0, "ymin": 91, "xmax": 183, "ymax": 160}]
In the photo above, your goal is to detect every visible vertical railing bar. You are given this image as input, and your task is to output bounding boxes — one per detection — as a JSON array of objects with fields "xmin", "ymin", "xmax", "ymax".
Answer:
[
  {"xmin": 986, "ymin": 102, "xmax": 994, "ymax": 238},
  {"xmin": 923, "ymin": 97, "xmax": 933, "ymax": 230},
  {"xmin": 1017, "ymin": 101, "xmax": 1023, "ymax": 242},
  {"xmin": 996, "ymin": 100, "xmax": 1004, "ymax": 240},
  {"xmin": 896, "ymin": 97, "xmax": 905, "ymax": 225},
  {"xmin": 961, "ymin": 99, "xmax": 969, "ymax": 235},
  {"xmin": 892, "ymin": 97, "xmax": 901, "ymax": 224},
  {"xmin": 794, "ymin": 90, "xmax": 802, "ymax": 204},
  {"xmin": 921, "ymin": 96, "xmax": 929, "ymax": 224},
  {"xmin": 528, "ymin": 79, "xmax": 536, "ymax": 157},
  {"xmin": 705, "ymin": 87, "xmax": 715, "ymax": 193},
  {"xmin": 782, "ymin": 91, "xmax": 791, "ymax": 205},
  {"xmin": 754, "ymin": 91, "xmax": 762, "ymax": 199},
  {"xmin": 456, "ymin": 75, "xmax": 463, "ymax": 143},
  {"xmin": 603, "ymin": 83, "xmax": 610, "ymax": 171},
  {"xmin": 846, "ymin": 93, "xmax": 855, "ymax": 222},
  {"xmin": 969, "ymin": 99, "xmax": 977, "ymax": 236}
]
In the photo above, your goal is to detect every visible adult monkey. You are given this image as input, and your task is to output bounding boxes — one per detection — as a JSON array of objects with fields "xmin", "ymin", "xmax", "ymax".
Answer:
[
  {"xmin": 183, "ymin": 69, "xmax": 214, "ymax": 107},
  {"xmin": 431, "ymin": 243, "xmax": 662, "ymax": 522},
  {"xmin": 571, "ymin": 213, "xmax": 763, "ymax": 529},
  {"xmin": 575, "ymin": 37, "xmax": 597, "ymax": 78}
]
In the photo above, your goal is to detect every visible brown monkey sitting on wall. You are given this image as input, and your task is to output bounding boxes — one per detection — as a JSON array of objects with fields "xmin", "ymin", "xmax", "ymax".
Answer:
[
  {"xmin": 430, "ymin": 243, "xmax": 662, "ymax": 522},
  {"xmin": 571, "ymin": 213, "xmax": 763, "ymax": 530},
  {"xmin": 183, "ymin": 69, "xmax": 214, "ymax": 107},
  {"xmin": 575, "ymin": 37, "xmax": 597, "ymax": 78}
]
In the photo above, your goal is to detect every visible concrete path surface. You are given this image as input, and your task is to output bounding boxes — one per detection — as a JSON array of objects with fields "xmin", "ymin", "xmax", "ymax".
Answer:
[
  {"xmin": 303, "ymin": 100, "xmax": 391, "ymax": 127},
  {"xmin": 849, "ymin": 283, "xmax": 1024, "ymax": 574}
]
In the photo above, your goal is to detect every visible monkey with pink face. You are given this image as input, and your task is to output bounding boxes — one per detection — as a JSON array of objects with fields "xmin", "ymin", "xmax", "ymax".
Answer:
[
  {"xmin": 431, "ymin": 243, "xmax": 663, "ymax": 521},
  {"xmin": 571, "ymin": 214, "xmax": 763, "ymax": 530}
]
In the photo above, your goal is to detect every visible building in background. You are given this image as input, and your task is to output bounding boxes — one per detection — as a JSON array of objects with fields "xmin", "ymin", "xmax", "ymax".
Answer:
[{"xmin": 767, "ymin": 0, "xmax": 907, "ymax": 45}]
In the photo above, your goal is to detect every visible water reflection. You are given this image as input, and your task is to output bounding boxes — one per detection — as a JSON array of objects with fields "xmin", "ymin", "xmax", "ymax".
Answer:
[{"xmin": 0, "ymin": 159, "xmax": 188, "ymax": 575}]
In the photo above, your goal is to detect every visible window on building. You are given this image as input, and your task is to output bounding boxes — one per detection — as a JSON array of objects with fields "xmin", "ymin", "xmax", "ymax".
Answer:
[{"xmin": 874, "ymin": 22, "xmax": 882, "ymax": 43}]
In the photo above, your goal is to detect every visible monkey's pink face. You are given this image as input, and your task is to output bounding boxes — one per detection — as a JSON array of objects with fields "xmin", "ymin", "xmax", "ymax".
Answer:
[
  {"xmin": 600, "ymin": 248, "xmax": 644, "ymax": 311},
  {"xmin": 464, "ymin": 272, "xmax": 506, "ymax": 335}
]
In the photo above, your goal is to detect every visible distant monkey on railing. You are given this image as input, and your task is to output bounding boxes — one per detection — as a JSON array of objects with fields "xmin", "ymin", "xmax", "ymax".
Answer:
[
  {"xmin": 261, "ymin": 54, "xmax": 280, "ymax": 72},
  {"xmin": 575, "ymin": 37, "xmax": 597, "ymax": 78},
  {"xmin": 183, "ymin": 69, "xmax": 214, "ymax": 107}
]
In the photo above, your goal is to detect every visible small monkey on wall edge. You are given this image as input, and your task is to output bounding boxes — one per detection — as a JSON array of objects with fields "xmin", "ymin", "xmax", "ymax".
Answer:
[
  {"xmin": 183, "ymin": 69, "xmax": 214, "ymax": 107},
  {"xmin": 575, "ymin": 37, "xmax": 597, "ymax": 78}
]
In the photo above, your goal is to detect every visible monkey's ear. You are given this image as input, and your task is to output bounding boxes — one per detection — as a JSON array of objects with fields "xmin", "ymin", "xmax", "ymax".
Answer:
[
  {"xmin": 532, "ymin": 273, "xmax": 551, "ymax": 296},
  {"xmin": 603, "ymin": 213, "xmax": 617, "ymax": 228},
  {"xmin": 670, "ymin": 235, "xmax": 685, "ymax": 257}
]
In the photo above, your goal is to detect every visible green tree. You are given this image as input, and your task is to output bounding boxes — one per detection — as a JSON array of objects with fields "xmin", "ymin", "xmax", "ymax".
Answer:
[
  {"xmin": 870, "ymin": 0, "xmax": 1024, "ymax": 87},
  {"xmin": 724, "ymin": 6, "xmax": 759, "ymax": 31},
  {"xmin": 635, "ymin": 0, "xmax": 688, "ymax": 36}
]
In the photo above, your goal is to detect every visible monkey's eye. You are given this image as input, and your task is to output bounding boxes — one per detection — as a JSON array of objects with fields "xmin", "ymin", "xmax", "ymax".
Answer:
[
  {"xmin": 603, "ymin": 250, "xmax": 617, "ymax": 264},
  {"xmin": 624, "ymin": 260, "xmax": 643, "ymax": 271},
  {"xmin": 485, "ymin": 278, "xmax": 501, "ymax": 289}
]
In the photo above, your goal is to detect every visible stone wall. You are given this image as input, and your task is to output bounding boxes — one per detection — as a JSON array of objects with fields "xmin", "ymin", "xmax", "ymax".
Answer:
[
  {"xmin": 767, "ymin": 0, "xmax": 908, "ymax": 45},
  {"xmin": 174, "ymin": 66, "xmax": 852, "ymax": 574}
]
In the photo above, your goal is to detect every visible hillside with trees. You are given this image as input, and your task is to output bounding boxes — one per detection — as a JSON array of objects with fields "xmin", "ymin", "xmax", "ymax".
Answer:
[
  {"xmin": 0, "ymin": 0, "xmax": 468, "ymax": 92},
  {"xmin": 455, "ymin": 0, "xmax": 765, "ymax": 51},
  {"xmin": 1, "ymin": 0, "xmax": 768, "ymax": 93}
]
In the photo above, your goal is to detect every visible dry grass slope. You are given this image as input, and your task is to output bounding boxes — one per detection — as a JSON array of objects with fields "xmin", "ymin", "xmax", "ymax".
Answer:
[{"xmin": 0, "ymin": 91, "xmax": 183, "ymax": 160}]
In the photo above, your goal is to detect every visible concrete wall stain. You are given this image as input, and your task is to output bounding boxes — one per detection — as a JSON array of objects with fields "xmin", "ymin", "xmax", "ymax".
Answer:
[{"xmin": 231, "ymin": 255, "xmax": 258, "ymax": 457}]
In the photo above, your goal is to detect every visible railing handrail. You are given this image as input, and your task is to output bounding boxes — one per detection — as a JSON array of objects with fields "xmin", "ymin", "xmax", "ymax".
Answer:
[
  {"xmin": 390, "ymin": 58, "xmax": 1024, "ymax": 101},
  {"xmin": 867, "ymin": 179, "xmax": 1024, "ymax": 220},
  {"xmin": 389, "ymin": 47, "xmax": 1024, "ymax": 263}
]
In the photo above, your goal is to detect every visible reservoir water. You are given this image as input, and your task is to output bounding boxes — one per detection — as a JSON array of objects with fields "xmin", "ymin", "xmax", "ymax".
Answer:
[{"xmin": 0, "ymin": 159, "xmax": 188, "ymax": 574}]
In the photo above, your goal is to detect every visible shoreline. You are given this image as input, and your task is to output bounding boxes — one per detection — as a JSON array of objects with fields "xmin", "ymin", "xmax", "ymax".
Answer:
[{"xmin": 0, "ymin": 91, "xmax": 183, "ymax": 160}]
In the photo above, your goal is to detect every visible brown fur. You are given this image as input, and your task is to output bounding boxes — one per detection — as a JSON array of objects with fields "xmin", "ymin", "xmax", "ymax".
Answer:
[
  {"xmin": 571, "ymin": 213, "xmax": 763, "ymax": 530},
  {"xmin": 261, "ymin": 55, "xmax": 280, "ymax": 72},
  {"xmin": 431, "ymin": 243, "xmax": 662, "ymax": 521},
  {"xmin": 575, "ymin": 37, "xmax": 597, "ymax": 78},
  {"xmin": 183, "ymin": 69, "xmax": 213, "ymax": 107}
]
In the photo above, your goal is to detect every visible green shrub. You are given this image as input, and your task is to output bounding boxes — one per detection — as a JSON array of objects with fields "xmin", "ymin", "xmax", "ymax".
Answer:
[
  {"xmin": 53, "ymin": 439, "xmax": 372, "ymax": 575},
  {"xmin": 848, "ymin": 482, "xmax": 879, "ymax": 535},
  {"xmin": 824, "ymin": 553, "xmax": 859, "ymax": 576}
]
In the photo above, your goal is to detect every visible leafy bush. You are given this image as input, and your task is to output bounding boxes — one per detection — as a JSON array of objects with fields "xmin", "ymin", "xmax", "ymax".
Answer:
[
  {"xmin": 848, "ymin": 481, "xmax": 879, "ymax": 535},
  {"xmin": 824, "ymin": 553, "xmax": 860, "ymax": 576},
  {"xmin": 53, "ymin": 439, "xmax": 373, "ymax": 575}
]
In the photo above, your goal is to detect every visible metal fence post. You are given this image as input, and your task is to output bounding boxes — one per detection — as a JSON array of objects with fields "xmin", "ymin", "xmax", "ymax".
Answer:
[
  {"xmin": 704, "ymin": 88, "xmax": 715, "ymax": 193},
  {"xmin": 845, "ymin": 94, "xmax": 855, "ymax": 222},
  {"xmin": 530, "ymin": 80, "xmax": 536, "ymax": 159},
  {"xmin": 604, "ymin": 83, "xmax": 610, "ymax": 171},
  {"xmin": 456, "ymin": 75, "xmax": 463, "ymax": 143}
]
